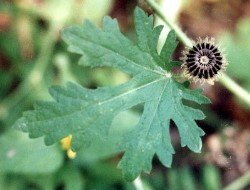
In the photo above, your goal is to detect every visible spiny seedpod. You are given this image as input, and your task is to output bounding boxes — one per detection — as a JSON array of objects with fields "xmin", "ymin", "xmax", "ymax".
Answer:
[{"xmin": 181, "ymin": 37, "xmax": 228, "ymax": 85}]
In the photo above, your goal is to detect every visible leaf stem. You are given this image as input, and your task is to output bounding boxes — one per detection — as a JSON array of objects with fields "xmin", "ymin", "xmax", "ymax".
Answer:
[
  {"xmin": 223, "ymin": 170, "xmax": 250, "ymax": 190},
  {"xmin": 144, "ymin": 0, "xmax": 250, "ymax": 108},
  {"xmin": 145, "ymin": 0, "xmax": 193, "ymax": 48},
  {"xmin": 219, "ymin": 73, "xmax": 250, "ymax": 107}
]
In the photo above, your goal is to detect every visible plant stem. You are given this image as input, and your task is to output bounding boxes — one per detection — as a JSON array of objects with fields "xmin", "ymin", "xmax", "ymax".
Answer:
[
  {"xmin": 219, "ymin": 73, "xmax": 250, "ymax": 107},
  {"xmin": 223, "ymin": 170, "xmax": 250, "ymax": 190},
  {"xmin": 145, "ymin": 0, "xmax": 250, "ymax": 108},
  {"xmin": 145, "ymin": 0, "xmax": 193, "ymax": 48}
]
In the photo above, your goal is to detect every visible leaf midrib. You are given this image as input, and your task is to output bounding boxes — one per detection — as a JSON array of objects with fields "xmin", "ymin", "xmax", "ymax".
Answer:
[
  {"xmin": 98, "ymin": 77, "xmax": 167, "ymax": 106},
  {"xmin": 145, "ymin": 79, "xmax": 169, "ymax": 137},
  {"xmin": 37, "ymin": 77, "xmax": 168, "ymax": 122}
]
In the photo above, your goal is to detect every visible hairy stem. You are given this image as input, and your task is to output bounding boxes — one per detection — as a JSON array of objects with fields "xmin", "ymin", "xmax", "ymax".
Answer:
[
  {"xmin": 223, "ymin": 170, "xmax": 250, "ymax": 190},
  {"xmin": 220, "ymin": 73, "xmax": 250, "ymax": 107},
  {"xmin": 146, "ymin": 0, "xmax": 193, "ymax": 48},
  {"xmin": 145, "ymin": 0, "xmax": 250, "ymax": 108}
]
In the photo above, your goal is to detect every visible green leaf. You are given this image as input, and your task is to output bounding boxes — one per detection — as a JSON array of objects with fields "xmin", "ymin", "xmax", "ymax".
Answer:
[
  {"xmin": 0, "ymin": 174, "xmax": 27, "ymax": 190},
  {"xmin": 168, "ymin": 167, "xmax": 197, "ymax": 190},
  {"xmin": 74, "ymin": 110, "xmax": 140, "ymax": 163},
  {"xmin": 160, "ymin": 30, "xmax": 180, "ymax": 70},
  {"xmin": 202, "ymin": 164, "xmax": 221, "ymax": 190},
  {"xmin": 117, "ymin": 80, "xmax": 208, "ymax": 180},
  {"xmin": 134, "ymin": 7, "xmax": 163, "ymax": 67},
  {"xmin": 56, "ymin": 165, "xmax": 85, "ymax": 190},
  {"xmin": 0, "ymin": 130, "xmax": 63, "ymax": 174},
  {"xmin": 14, "ymin": 7, "xmax": 210, "ymax": 181}
]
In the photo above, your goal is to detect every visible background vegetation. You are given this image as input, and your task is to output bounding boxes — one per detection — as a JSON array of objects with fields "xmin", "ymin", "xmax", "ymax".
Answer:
[{"xmin": 0, "ymin": 0, "xmax": 250, "ymax": 189}]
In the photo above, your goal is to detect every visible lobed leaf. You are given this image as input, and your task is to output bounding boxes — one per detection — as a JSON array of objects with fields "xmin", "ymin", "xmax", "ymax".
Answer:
[{"xmin": 14, "ymin": 7, "xmax": 210, "ymax": 181}]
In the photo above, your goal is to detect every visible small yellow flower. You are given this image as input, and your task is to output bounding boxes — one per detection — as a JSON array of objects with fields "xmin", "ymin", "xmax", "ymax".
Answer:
[
  {"xmin": 61, "ymin": 134, "xmax": 76, "ymax": 159},
  {"xmin": 67, "ymin": 149, "xmax": 76, "ymax": 159}
]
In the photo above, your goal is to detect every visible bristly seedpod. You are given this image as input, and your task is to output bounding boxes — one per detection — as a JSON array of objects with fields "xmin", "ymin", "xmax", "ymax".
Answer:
[{"xmin": 181, "ymin": 37, "xmax": 228, "ymax": 85}]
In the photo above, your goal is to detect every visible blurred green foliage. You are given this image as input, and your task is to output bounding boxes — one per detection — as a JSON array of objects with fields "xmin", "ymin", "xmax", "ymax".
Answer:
[
  {"xmin": 0, "ymin": 0, "xmax": 249, "ymax": 189},
  {"xmin": 220, "ymin": 20, "xmax": 250, "ymax": 92}
]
